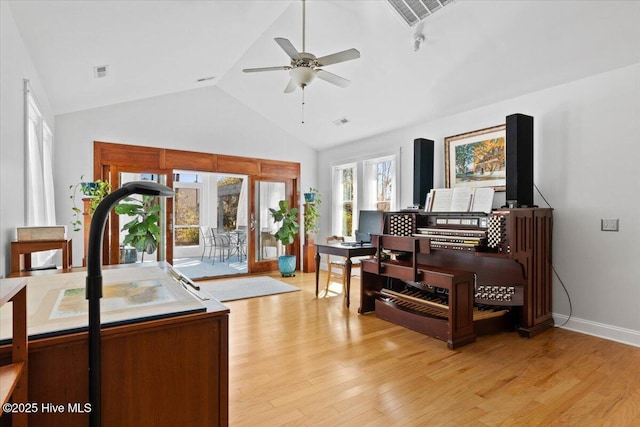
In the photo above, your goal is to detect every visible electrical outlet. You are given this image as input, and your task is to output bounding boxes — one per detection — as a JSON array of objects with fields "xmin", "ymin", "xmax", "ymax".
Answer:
[{"xmin": 601, "ymin": 218, "xmax": 619, "ymax": 232}]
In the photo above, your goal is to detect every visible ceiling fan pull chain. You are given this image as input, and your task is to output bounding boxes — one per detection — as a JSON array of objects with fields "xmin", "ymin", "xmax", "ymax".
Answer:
[{"xmin": 301, "ymin": 86, "xmax": 305, "ymax": 124}]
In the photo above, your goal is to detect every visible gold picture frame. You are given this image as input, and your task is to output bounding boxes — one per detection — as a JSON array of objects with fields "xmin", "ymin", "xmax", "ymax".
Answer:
[{"xmin": 444, "ymin": 124, "xmax": 506, "ymax": 190}]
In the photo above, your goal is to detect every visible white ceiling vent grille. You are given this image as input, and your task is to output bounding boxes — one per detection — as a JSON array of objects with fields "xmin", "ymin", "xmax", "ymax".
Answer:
[
  {"xmin": 333, "ymin": 117, "xmax": 350, "ymax": 126},
  {"xmin": 387, "ymin": 0, "xmax": 455, "ymax": 27},
  {"xmin": 93, "ymin": 65, "xmax": 109, "ymax": 78}
]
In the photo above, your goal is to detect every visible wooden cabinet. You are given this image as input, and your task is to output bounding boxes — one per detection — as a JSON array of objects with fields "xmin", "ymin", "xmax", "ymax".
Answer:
[{"xmin": 0, "ymin": 277, "xmax": 28, "ymax": 427}]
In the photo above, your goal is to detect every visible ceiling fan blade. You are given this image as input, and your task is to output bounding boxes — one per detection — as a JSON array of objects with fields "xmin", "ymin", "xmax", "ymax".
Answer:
[
  {"xmin": 242, "ymin": 66, "xmax": 291, "ymax": 73},
  {"xmin": 275, "ymin": 38, "xmax": 301, "ymax": 60},
  {"xmin": 316, "ymin": 48, "xmax": 360, "ymax": 67},
  {"xmin": 315, "ymin": 70, "xmax": 351, "ymax": 88},
  {"xmin": 284, "ymin": 79, "xmax": 298, "ymax": 93}
]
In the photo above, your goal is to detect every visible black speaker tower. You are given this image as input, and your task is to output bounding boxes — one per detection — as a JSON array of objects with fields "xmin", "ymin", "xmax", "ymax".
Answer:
[
  {"xmin": 505, "ymin": 113, "xmax": 534, "ymax": 208},
  {"xmin": 413, "ymin": 138, "xmax": 434, "ymax": 208}
]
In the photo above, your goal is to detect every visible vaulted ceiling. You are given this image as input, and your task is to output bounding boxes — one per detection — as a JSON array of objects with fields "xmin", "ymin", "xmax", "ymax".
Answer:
[{"xmin": 8, "ymin": 0, "xmax": 640, "ymax": 150}]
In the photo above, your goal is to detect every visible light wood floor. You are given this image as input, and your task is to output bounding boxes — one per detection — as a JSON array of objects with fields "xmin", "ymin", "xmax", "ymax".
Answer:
[{"xmin": 225, "ymin": 272, "xmax": 640, "ymax": 426}]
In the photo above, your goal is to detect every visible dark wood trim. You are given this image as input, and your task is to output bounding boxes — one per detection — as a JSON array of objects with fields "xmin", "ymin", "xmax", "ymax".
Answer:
[{"xmin": 93, "ymin": 141, "xmax": 301, "ymax": 275}]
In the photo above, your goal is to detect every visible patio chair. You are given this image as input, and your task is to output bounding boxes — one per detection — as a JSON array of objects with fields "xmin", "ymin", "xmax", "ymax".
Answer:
[
  {"xmin": 211, "ymin": 228, "xmax": 232, "ymax": 263},
  {"xmin": 200, "ymin": 226, "xmax": 214, "ymax": 260}
]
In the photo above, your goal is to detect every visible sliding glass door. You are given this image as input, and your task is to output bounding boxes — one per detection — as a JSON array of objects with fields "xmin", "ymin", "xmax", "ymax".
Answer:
[
  {"xmin": 172, "ymin": 171, "xmax": 249, "ymax": 277},
  {"xmin": 249, "ymin": 178, "xmax": 297, "ymax": 273},
  {"xmin": 94, "ymin": 141, "xmax": 300, "ymax": 276},
  {"xmin": 117, "ymin": 171, "xmax": 171, "ymax": 264}
]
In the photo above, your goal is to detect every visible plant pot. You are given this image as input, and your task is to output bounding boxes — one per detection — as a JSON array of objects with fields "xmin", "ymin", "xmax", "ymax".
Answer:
[
  {"xmin": 278, "ymin": 255, "xmax": 296, "ymax": 277},
  {"xmin": 303, "ymin": 192, "xmax": 315, "ymax": 203},
  {"xmin": 81, "ymin": 182, "xmax": 98, "ymax": 196},
  {"xmin": 120, "ymin": 246, "xmax": 137, "ymax": 264}
]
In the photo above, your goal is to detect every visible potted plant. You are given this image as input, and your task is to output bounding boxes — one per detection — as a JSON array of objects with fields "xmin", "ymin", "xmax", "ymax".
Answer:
[
  {"xmin": 302, "ymin": 188, "xmax": 321, "ymax": 273},
  {"xmin": 69, "ymin": 176, "xmax": 111, "ymax": 232},
  {"xmin": 114, "ymin": 195, "xmax": 162, "ymax": 263},
  {"xmin": 303, "ymin": 188, "xmax": 321, "ymax": 240},
  {"xmin": 269, "ymin": 199, "xmax": 299, "ymax": 277}
]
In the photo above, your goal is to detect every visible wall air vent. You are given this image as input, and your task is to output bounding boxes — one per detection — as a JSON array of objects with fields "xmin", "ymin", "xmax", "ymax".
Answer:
[
  {"xmin": 93, "ymin": 65, "xmax": 109, "ymax": 78},
  {"xmin": 387, "ymin": 0, "xmax": 455, "ymax": 27}
]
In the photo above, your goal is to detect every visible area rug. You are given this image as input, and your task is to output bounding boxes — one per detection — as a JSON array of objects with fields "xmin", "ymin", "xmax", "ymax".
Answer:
[
  {"xmin": 173, "ymin": 256, "xmax": 247, "ymax": 279},
  {"xmin": 197, "ymin": 276, "xmax": 299, "ymax": 302}
]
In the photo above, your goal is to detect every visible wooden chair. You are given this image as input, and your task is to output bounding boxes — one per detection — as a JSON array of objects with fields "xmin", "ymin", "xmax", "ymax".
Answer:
[{"xmin": 325, "ymin": 235, "xmax": 361, "ymax": 299}]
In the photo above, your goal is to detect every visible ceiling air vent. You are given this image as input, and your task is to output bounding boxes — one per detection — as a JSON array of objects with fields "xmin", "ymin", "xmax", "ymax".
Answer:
[
  {"xmin": 196, "ymin": 76, "xmax": 216, "ymax": 83},
  {"xmin": 387, "ymin": 0, "xmax": 455, "ymax": 27},
  {"xmin": 333, "ymin": 117, "xmax": 350, "ymax": 126},
  {"xmin": 93, "ymin": 65, "xmax": 109, "ymax": 78}
]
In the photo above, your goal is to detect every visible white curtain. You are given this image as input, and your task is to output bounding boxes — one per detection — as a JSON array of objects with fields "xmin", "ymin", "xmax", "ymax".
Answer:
[
  {"xmin": 331, "ymin": 163, "xmax": 357, "ymax": 237},
  {"xmin": 259, "ymin": 181, "xmax": 285, "ymax": 232},
  {"xmin": 362, "ymin": 160, "xmax": 378, "ymax": 211},
  {"xmin": 331, "ymin": 167, "xmax": 343, "ymax": 236},
  {"xmin": 387, "ymin": 155, "xmax": 398, "ymax": 211},
  {"xmin": 25, "ymin": 79, "xmax": 56, "ymax": 266},
  {"xmin": 235, "ymin": 177, "xmax": 248, "ymax": 228}
]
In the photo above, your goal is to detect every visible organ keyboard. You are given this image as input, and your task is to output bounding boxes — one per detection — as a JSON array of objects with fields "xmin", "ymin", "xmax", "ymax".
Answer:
[{"xmin": 360, "ymin": 208, "xmax": 553, "ymax": 349}]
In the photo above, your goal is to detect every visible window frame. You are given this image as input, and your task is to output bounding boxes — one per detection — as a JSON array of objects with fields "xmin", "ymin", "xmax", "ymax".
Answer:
[
  {"xmin": 331, "ymin": 162, "xmax": 357, "ymax": 238},
  {"xmin": 361, "ymin": 154, "xmax": 398, "ymax": 213},
  {"xmin": 330, "ymin": 152, "xmax": 399, "ymax": 241}
]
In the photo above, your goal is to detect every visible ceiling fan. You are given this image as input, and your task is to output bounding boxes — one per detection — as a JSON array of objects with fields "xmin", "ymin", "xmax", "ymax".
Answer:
[{"xmin": 242, "ymin": 0, "xmax": 360, "ymax": 93}]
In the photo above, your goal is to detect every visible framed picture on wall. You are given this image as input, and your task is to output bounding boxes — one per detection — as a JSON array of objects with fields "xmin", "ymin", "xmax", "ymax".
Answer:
[{"xmin": 444, "ymin": 124, "xmax": 506, "ymax": 190}]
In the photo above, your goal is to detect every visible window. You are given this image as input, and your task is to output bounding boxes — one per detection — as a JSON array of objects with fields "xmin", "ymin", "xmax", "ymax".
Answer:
[
  {"xmin": 174, "ymin": 173, "xmax": 202, "ymax": 246},
  {"xmin": 330, "ymin": 154, "xmax": 398, "ymax": 240},
  {"xmin": 331, "ymin": 163, "xmax": 356, "ymax": 237},
  {"xmin": 362, "ymin": 155, "xmax": 397, "ymax": 212},
  {"xmin": 174, "ymin": 187, "xmax": 201, "ymax": 246}
]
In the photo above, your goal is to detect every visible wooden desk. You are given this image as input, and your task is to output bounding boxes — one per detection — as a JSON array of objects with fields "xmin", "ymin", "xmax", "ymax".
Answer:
[
  {"xmin": 10, "ymin": 239, "xmax": 72, "ymax": 275},
  {"xmin": 314, "ymin": 243, "xmax": 377, "ymax": 308}
]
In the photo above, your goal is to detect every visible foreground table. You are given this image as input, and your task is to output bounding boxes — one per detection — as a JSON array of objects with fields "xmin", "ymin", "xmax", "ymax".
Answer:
[{"xmin": 0, "ymin": 265, "xmax": 229, "ymax": 427}]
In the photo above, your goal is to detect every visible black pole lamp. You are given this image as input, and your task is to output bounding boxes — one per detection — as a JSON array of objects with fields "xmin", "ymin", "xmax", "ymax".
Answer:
[{"xmin": 86, "ymin": 181, "xmax": 173, "ymax": 427}]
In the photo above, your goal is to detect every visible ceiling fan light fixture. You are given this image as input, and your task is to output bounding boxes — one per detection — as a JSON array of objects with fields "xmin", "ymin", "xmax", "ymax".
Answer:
[{"xmin": 289, "ymin": 66, "xmax": 315, "ymax": 87}]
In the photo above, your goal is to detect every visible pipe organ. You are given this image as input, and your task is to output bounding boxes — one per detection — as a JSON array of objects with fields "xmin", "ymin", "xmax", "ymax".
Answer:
[{"xmin": 359, "ymin": 208, "xmax": 553, "ymax": 349}]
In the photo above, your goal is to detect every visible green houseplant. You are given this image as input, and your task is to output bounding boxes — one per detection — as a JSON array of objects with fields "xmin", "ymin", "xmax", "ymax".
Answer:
[
  {"xmin": 269, "ymin": 199, "xmax": 299, "ymax": 276},
  {"xmin": 114, "ymin": 195, "xmax": 161, "ymax": 263},
  {"xmin": 302, "ymin": 188, "xmax": 321, "ymax": 273},
  {"xmin": 69, "ymin": 176, "xmax": 111, "ymax": 232},
  {"xmin": 303, "ymin": 188, "xmax": 321, "ymax": 241}
]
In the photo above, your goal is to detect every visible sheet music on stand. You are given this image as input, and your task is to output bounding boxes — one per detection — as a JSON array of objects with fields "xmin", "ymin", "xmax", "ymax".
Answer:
[{"xmin": 425, "ymin": 188, "xmax": 495, "ymax": 214}]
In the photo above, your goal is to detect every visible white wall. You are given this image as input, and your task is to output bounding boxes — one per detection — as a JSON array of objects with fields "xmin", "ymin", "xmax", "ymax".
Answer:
[
  {"xmin": 54, "ymin": 85, "xmax": 317, "ymax": 267},
  {"xmin": 0, "ymin": 2, "xmax": 55, "ymax": 278},
  {"xmin": 318, "ymin": 63, "xmax": 640, "ymax": 346}
]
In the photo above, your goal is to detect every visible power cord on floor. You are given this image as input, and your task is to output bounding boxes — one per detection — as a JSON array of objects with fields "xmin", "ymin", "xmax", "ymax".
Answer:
[{"xmin": 534, "ymin": 183, "xmax": 572, "ymax": 327}]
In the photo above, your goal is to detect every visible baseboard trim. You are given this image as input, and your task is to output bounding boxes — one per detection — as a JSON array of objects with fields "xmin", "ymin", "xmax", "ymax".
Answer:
[{"xmin": 554, "ymin": 313, "xmax": 640, "ymax": 348}]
